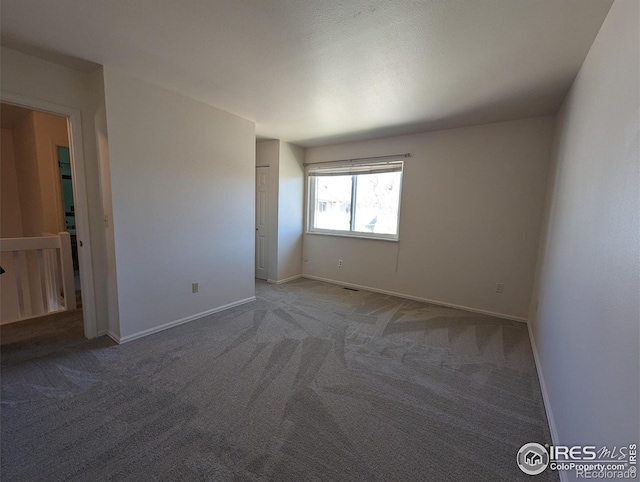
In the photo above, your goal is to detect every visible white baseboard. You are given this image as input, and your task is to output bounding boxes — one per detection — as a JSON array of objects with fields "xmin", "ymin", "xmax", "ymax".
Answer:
[
  {"xmin": 526, "ymin": 321, "xmax": 567, "ymax": 481},
  {"xmin": 112, "ymin": 296, "xmax": 256, "ymax": 344},
  {"xmin": 301, "ymin": 274, "xmax": 527, "ymax": 323},
  {"xmin": 267, "ymin": 275, "xmax": 303, "ymax": 285}
]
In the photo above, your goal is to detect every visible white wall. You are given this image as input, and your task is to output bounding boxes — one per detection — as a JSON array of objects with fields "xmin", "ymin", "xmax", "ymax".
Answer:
[
  {"xmin": 1, "ymin": 47, "xmax": 109, "ymax": 335},
  {"xmin": 304, "ymin": 116, "xmax": 554, "ymax": 320},
  {"xmin": 88, "ymin": 67, "xmax": 121, "ymax": 338},
  {"xmin": 102, "ymin": 67, "xmax": 256, "ymax": 340},
  {"xmin": 529, "ymin": 0, "xmax": 639, "ymax": 458},
  {"xmin": 255, "ymin": 139, "xmax": 304, "ymax": 283},
  {"xmin": 277, "ymin": 141, "xmax": 304, "ymax": 281}
]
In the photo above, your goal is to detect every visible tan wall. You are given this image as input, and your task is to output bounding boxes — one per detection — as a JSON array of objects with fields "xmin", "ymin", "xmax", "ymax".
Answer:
[
  {"xmin": 12, "ymin": 112, "xmax": 43, "ymax": 237},
  {"xmin": 1, "ymin": 128, "xmax": 23, "ymax": 237},
  {"xmin": 1, "ymin": 128, "xmax": 23, "ymax": 322},
  {"xmin": 33, "ymin": 111, "xmax": 69, "ymax": 235},
  {"xmin": 5, "ymin": 111, "xmax": 69, "ymax": 237}
]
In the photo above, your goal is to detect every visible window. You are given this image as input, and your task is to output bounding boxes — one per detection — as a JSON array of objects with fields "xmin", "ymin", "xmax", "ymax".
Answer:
[{"xmin": 307, "ymin": 160, "xmax": 403, "ymax": 240}]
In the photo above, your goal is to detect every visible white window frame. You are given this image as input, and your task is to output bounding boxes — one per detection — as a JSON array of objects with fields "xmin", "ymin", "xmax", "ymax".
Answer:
[{"xmin": 306, "ymin": 159, "xmax": 404, "ymax": 242}]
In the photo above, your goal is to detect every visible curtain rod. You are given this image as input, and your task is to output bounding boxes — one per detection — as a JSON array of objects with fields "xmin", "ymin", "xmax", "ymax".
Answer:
[{"xmin": 303, "ymin": 153, "xmax": 410, "ymax": 167}]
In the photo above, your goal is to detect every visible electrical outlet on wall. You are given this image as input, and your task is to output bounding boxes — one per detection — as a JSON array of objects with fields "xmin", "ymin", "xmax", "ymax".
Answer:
[
  {"xmin": 338, "ymin": 259, "xmax": 343, "ymax": 267},
  {"xmin": 192, "ymin": 282, "xmax": 199, "ymax": 293},
  {"xmin": 495, "ymin": 283, "xmax": 504, "ymax": 294}
]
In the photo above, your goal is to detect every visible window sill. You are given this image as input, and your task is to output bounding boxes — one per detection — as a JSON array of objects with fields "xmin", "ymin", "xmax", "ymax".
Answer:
[{"xmin": 305, "ymin": 230, "xmax": 399, "ymax": 243}]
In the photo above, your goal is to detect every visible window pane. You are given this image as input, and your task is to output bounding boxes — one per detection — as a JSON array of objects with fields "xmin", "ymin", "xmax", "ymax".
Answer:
[
  {"xmin": 312, "ymin": 175, "xmax": 352, "ymax": 231},
  {"xmin": 353, "ymin": 171, "xmax": 401, "ymax": 235}
]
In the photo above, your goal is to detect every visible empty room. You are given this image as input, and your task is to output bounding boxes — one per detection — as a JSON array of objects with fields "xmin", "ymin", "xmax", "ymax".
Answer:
[{"xmin": 0, "ymin": 1, "xmax": 638, "ymax": 481}]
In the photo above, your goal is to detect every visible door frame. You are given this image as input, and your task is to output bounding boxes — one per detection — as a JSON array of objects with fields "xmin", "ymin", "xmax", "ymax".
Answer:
[{"xmin": 1, "ymin": 91, "xmax": 98, "ymax": 339}]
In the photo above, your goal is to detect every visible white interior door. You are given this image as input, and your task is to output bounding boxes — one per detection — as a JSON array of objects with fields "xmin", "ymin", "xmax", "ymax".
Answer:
[{"xmin": 255, "ymin": 167, "xmax": 269, "ymax": 280}]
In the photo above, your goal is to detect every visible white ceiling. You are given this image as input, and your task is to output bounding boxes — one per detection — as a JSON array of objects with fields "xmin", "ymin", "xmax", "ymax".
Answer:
[{"xmin": 1, "ymin": 0, "xmax": 612, "ymax": 147}]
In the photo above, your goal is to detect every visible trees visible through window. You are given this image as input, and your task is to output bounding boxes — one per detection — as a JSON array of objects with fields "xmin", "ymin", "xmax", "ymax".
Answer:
[{"xmin": 307, "ymin": 160, "xmax": 403, "ymax": 240}]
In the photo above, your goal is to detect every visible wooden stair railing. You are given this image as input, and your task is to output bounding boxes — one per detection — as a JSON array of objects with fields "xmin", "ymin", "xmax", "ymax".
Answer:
[{"xmin": 0, "ymin": 232, "xmax": 76, "ymax": 323}]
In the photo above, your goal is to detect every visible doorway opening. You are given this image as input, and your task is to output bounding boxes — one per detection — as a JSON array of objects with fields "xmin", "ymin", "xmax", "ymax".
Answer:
[{"xmin": 0, "ymin": 102, "xmax": 86, "ymax": 349}]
